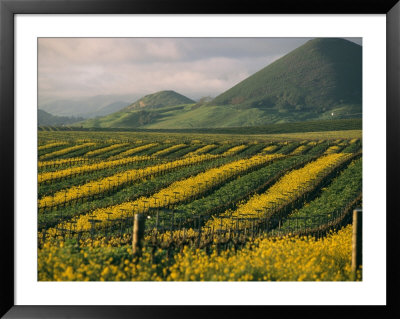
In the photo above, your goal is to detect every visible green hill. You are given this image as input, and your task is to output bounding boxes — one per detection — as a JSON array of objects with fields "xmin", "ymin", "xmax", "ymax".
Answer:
[
  {"xmin": 78, "ymin": 38, "xmax": 362, "ymax": 129},
  {"xmin": 159, "ymin": 38, "xmax": 362, "ymax": 128},
  {"xmin": 77, "ymin": 90, "xmax": 195, "ymax": 128},
  {"xmin": 124, "ymin": 90, "xmax": 195, "ymax": 110},
  {"xmin": 211, "ymin": 38, "xmax": 362, "ymax": 113}
]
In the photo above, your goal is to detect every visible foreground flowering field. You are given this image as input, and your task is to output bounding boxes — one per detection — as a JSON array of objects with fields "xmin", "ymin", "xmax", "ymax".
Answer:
[
  {"xmin": 38, "ymin": 225, "xmax": 359, "ymax": 281},
  {"xmin": 37, "ymin": 130, "xmax": 362, "ymax": 281}
]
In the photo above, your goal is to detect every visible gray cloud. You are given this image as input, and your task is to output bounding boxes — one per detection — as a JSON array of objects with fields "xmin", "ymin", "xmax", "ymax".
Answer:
[{"xmin": 38, "ymin": 37, "xmax": 361, "ymax": 103}]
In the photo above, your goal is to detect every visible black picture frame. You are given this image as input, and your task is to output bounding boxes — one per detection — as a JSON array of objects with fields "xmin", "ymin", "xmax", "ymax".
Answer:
[{"xmin": 1, "ymin": 0, "xmax": 399, "ymax": 318}]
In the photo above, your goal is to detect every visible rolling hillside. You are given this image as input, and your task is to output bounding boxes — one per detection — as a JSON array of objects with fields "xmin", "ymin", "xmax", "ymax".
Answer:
[
  {"xmin": 77, "ymin": 38, "xmax": 362, "ymax": 129},
  {"xmin": 78, "ymin": 91, "xmax": 195, "ymax": 128}
]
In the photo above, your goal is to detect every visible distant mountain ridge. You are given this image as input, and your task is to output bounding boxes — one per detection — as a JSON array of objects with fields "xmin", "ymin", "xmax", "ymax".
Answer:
[
  {"xmin": 75, "ymin": 38, "xmax": 362, "ymax": 129},
  {"xmin": 38, "ymin": 109, "xmax": 85, "ymax": 126},
  {"xmin": 39, "ymin": 94, "xmax": 138, "ymax": 119}
]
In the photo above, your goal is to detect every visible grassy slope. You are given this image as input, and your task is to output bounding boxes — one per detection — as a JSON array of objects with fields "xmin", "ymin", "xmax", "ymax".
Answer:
[
  {"xmin": 73, "ymin": 118, "xmax": 361, "ymax": 136},
  {"xmin": 143, "ymin": 105, "xmax": 267, "ymax": 128},
  {"xmin": 76, "ymin": 104, "xmax": 187, "ymax": 128},
  {"xmin": 77, "ymin": 103, "xmax": 362, "ymax": 130},
  {"xmin": 142, "ymin": 104, "xmax": 362, "ymax": 129}
]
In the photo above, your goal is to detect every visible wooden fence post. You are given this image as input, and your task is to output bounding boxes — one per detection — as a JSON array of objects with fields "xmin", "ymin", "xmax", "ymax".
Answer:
[
  {"xmin": 132, "ymin": 213, "xmax": 145, "ymax": 256},
  {"xmin": 351, "ymin": 208, "xmax": 362, "ymax": 280}
]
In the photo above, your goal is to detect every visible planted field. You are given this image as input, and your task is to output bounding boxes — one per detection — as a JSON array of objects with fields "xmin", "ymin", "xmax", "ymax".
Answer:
[{"xmin": 37, "ymin": 130, "xmax": 362, "ymax": 281}]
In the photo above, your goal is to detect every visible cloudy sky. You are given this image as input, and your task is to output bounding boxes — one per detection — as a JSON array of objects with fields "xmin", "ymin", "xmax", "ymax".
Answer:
[{"xmin": 38, "ymin": 37, "xmax": 362, "ymax": 103}]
